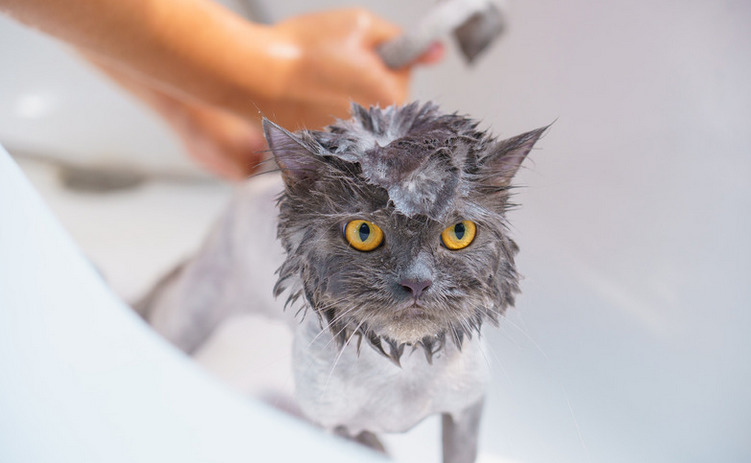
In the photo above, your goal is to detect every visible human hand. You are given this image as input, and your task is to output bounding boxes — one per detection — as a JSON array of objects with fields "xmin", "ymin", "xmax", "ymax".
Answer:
[{"xmin": 260, "ymin": 8, "xmax": 443, "ymax": 130}]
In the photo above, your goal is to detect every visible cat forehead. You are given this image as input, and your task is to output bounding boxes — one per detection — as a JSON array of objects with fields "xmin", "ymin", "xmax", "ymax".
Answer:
[
  {"xmin": 360, "ymin": 141, "xmax": 466, "ymax": 220},
  {"xmin": 320, "ymin": 106, "xmax": 481, "ymax": 221}
]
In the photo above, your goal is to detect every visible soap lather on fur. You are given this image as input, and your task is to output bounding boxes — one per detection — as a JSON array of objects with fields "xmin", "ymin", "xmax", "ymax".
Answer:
[{"xmin": 139, "ymin": 102, "xmax": 548, "ymax": 463}]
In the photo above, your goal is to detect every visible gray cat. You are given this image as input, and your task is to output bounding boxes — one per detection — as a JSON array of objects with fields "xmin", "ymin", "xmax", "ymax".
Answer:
[{"xmin": 138, "ymin": 102, "xmax": 547, "ymax": 463}]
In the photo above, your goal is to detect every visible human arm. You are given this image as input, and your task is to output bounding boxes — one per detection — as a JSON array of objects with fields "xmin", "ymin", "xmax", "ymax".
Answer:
[
  {"xmin": 86, "ymin": 53, "xmax": 267, "ymax": 179},
  {"xmin": 1, "ymin": 0, "xmax": 439, "ymax": 130}
]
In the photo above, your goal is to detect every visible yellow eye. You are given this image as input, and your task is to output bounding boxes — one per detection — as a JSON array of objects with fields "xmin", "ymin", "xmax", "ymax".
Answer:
[
  {"xmin": 441, "ymin": 220, "xmax": 476, "ymax": 250},
  {"xmin": 344, "ymin": 220, "xmax": 384, "ymax": 252}
]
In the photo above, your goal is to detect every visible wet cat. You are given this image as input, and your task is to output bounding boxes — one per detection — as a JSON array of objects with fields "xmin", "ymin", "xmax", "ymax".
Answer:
[{"xmin": 139, "ymin": 102, "xmax": 547, "ymax": 463}]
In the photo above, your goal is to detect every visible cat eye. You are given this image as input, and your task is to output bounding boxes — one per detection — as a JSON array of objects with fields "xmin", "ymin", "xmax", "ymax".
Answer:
[
  {"xmin": 344, "ymin": 220, "xmax": 384, "ymax": 252},
  {"xmin": 441, "ymin": 221, "xmax": 476, "ymax": 250}
]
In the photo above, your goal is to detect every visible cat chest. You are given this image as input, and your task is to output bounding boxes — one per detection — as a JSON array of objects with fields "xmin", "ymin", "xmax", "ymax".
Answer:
[{"xmin": 292, "ymin": 318, "xmax": 489, "ymax": 434}]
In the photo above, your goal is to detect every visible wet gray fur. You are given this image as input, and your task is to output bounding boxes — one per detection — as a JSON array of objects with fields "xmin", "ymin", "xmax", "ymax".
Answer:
[{"xmin": 265, "ymin": 102, "xmax": 547, "ymax": 365}]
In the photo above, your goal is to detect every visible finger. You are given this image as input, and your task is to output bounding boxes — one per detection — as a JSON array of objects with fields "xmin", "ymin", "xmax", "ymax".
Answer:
[
  {"xmin": 390, "ymin": 42, "xmax": 445, "ymax": 70},
  {"xmin": 352, "ymin": 9, "xmax": 402, "ymax": 46},
  {"xmin": 414, "ymin": 41, "xmax": 445, "ymax": 66}
]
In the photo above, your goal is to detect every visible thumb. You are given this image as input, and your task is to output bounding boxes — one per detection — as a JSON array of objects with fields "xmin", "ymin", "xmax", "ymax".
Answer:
[{"xmin": 413, "ymin": 41, "xmax": 445, "ymax": 66}]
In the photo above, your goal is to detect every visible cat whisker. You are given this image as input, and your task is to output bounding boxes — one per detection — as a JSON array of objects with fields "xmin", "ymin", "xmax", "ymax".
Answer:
[
  {"xmin": 312, "ymin": 299, "xmax": 369, "ymax": 351},
  {"xmin": 315, "ymin": 317, "xmax": 351, "ymax": 352},
  {"xmin": 502, "ymin": 313, "xmax": 591, "ymax": 457},
  {"xmin": 323, "ymin": 317, "xmax": 369, "ymax": 392},
  {"xmin": 247, "ymin": 166, "xmax": 283, "ymax": 180},
  {"xmin": 307, "ymin": 302, "xmax": 361, "ymax": 348},
  {"xmin": 478, "ymin": 333, "xmax": 512, "ymax": 388}
]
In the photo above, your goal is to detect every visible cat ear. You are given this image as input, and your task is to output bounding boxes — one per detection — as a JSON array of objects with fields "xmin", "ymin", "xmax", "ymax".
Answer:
[
  {"xmin": 479, "ymin": 125, "xmax": 550, "ymax": 186},
  {"xmin": 263, "ymin": 118, "xmax": 320, "ymax": 185}
]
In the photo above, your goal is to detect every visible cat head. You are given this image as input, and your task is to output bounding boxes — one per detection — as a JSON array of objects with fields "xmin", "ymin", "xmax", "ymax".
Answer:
[{"xmin": 264, "ymin": 102, "xmax": 547, "ymax": 364}]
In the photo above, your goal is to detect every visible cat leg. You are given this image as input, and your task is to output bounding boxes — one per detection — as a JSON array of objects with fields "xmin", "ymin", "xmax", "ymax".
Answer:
[
  {"xmin": 441, "ymin": 397, "xmax": 484, "ymax": 463},
  {"xmin": 135, "ymin": 194, "xmax": 252, "ymax": 353},
  {"xmin": 354, "ymin": 430, "xmax": 387, "ymax": 454},
  {"xmin": 135, "ymin": 177, "xmax": 287, "ymax": 353},
  {"xmin": 333, "ymin": 426, "xmax": 387, "ymax": 455},
  {"xmin": 136, "ymin": 234, "xmax": 238, "ymax": 353}
]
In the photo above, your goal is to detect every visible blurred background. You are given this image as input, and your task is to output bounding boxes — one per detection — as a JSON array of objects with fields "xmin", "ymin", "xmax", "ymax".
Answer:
[{"xmin": 1, "ymin": 0, "xmax": 750, "ymax": 462}]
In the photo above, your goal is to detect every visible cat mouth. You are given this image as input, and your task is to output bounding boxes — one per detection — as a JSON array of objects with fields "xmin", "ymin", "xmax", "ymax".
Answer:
[
  {"xmin": 392, "ymin": 302, "xmax": 433, "ymax": 322},
  {"xmin": 394, "ymin": 305, "xmax": 433, "ymax": 321}
]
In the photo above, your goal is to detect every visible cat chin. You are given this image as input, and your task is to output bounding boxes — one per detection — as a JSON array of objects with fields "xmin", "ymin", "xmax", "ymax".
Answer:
[{"xmin": 375, "ymin": 320, "xmax": 441, "ymax": 346}]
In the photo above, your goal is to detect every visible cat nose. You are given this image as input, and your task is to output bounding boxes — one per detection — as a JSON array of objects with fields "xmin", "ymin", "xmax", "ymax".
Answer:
[{"xmin": 400, "ymin": 278, "xmax": 432, "ymax": 300}]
